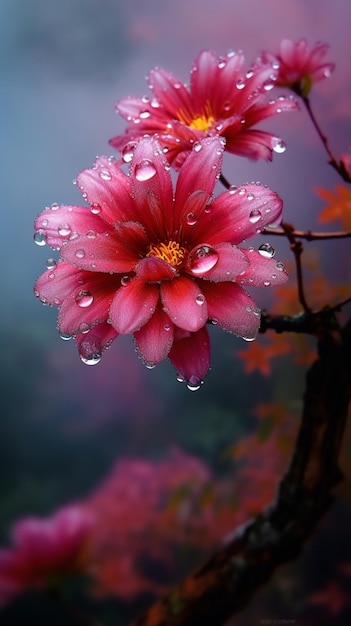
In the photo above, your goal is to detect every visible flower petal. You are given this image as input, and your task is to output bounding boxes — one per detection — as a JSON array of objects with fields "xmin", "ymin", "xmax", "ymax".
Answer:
[
  {"xmin": 109, "ymin": 278, "xmax": 159, "ymax": 334},
  {"xmin": 148, "ymin": 67, "xmax": 193, "ymax": 118},
  {"xmin": 58, "ymin": 276, "xmax": 117, "ymax": 335},
  {"xmin": 75, "ymin": 322, "xmax": 118, "ymax": 361},
  {"xmin": 34, "ymin": 262, "xmax": 84, "ymax": 306},
  {"xmin": 34, "ymin": 205, "xmax": 112, "ymax": 250},
  {"xmin": 76, "ymin": 157, "xmax": 137, "ymax": 225},
  {"xmin": 134, "ymin": 306, "xmax": 174, "ymax": 366},
  {"xmin": 130, "ymin": 136, "xmax": 174, "ymax": 240},
  {"xmin": 168, "ymin": 325, "xmax": 210, "ymax": 386},
  {"xmin": 160, "ymin": 276, "xmax": 208, "ymax": 332},
  {"xmin": 61, "ymin": 232, "xmax": 141, "ymax": 273},
  {"xmin": 135, "ymin": 257, "xmax": 176, "ymax": 282},
  {"xmin": 238, "ymin": 250, "xmax": 289, "ymax": 286},
  {"xmin": 201, "ymin": 281, "xmax": 260, "ymax": 339},
  {"xmin": 193, "ymin": 184, "xmax": 283, "ymax": 245},
  {"xmin": 187, "ymin": 242, "xmax": 249, "ymax": 282}
]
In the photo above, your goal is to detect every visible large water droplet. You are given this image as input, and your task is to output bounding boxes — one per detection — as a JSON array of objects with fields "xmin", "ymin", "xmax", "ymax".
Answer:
[
  {"xmin": 80, "ymin": 353, "xmax": 102, "ymax": 365},
  {"xmin": 122, "ymin": 142, "xmax": 137, "ymax": 163},
  {"xmin": 91, "ymin": 203, "xmax": 102, "ymax": 215},
  {"xmin": 135, "ymin": 159, "xmax": 157, "ymax": 181},
  {"xmin": 249, "ymin": 209, "xmax": 262, "ymax": 224},
  {"xmin": 186, "ymin": 212, "xmax": 197, "ymax": 226},
  {"xmin": 58, "ymin": 223, "xmax": 72, "ymax": 237},
  {"xmin": 75, "ymin": 290, "xmax": 94, "ymax": 308},
  {"xmin": 34, "ymin": 230, "xmax": 47, "ymax": 246},
  {"xmin": 272, "ymin": 137, "xmax": 286, "ymax": 153},
  {"xmin": 258, "ymin": 243, "xmax": 275, "ymax": 259},
  {"xmin": 188, "ymin": 245, "xmax": 219, "ymax": 275}
]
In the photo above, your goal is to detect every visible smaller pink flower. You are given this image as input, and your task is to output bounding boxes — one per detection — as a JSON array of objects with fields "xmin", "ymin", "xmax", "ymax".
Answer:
[
  {"xmin": 261, "ymin": 38, "xmax": 334, "ymax": 97},
  {"xmin": 110, "ymin": 49, "xmax": 298, "ymax": 168},
  {"xmin": 0, "ymin": 506, "xmax": 94, "ymax": 606}
]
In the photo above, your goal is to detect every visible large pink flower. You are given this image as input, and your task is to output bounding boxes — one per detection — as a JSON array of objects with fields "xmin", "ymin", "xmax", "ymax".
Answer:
[
  {"xmin": 0, "ymin": 506, "xmax": 94, "ymax": 606},
  {"xmin": 109, "ymin": 49, "xmax": 297, "ymax": 168},
  {"xmin": 261, "ymin": 38, "xmax": 334, "ymax": 97},
  {"xmin": 34, "ymin": 136, "xmax": 288, "ymax": 388}
]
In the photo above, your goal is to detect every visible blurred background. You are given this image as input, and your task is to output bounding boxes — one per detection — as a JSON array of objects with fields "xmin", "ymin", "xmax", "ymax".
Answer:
[{"xmin": 1, "ymin": 0, "xmax": 351, "ymax": 624}]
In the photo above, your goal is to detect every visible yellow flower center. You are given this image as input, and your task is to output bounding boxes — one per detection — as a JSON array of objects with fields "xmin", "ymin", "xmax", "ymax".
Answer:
[
  {"xmin": 177, "ymin": 101, "xmax": 214, "ymax": 132},
  {"xmin": 147, "ymin": 241, "xmax": 185, "ymax": 268}
]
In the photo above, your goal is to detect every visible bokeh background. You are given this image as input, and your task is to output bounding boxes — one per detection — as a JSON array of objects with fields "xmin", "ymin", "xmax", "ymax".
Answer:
[{"xmin": 1, "ymin": 0, "xmax": 351, "ymax": 624}]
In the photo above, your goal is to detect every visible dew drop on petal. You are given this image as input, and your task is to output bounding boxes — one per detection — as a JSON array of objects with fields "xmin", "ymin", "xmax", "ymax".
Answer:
[
  {"xmin": 272, "ymin": 137, "xmax": 286, "ymax": 153},
  {"xmin": 249, "ymin": 209, "xmax": 262, "ymax": 224},
  {"xmin": 242, "ymin": 336, "xmax": 256, "ymax": 342},
  {"xmin": 229, "ymin": 185, "xmax": 237, "ymax": 194},
  {"xmin": 247, "ymin": 192, "xmax": 255, "ymax": 201},
  {"xmin": 80, "ymin": 353, "xmax": 102, "ymax": 365},
  {"xmin": 163, "ymin": 323, "xmax": 171, "ymax": 331},
  {"xmin": 75, "ymin": 290, "xmax": 94, "ymax": 308},
  {"xmin": 145, "ymin": 363, "xmax": 156, "ymax": 369},
  {"xmin": 50, "ymin": 203, "xmax": 60, "ymax": 211},
  {"xmin": 275, "ymin": 262, "xmax": 285, "ymax": 271},
  {"xmin": 91, "ymin": 203, "xmax": 102, "ymax": 215},
  {"xmin": 236, "ymin": 79, "xmax": 246, "ymax": 89},
  {"xmin": 46, "ymin": 258, "xmax": 57, "ymax": 269},
  {"xmin": 140, "ymin": 110, "xmax": 151, "ymax": 119},
  {"xmin": 75, "ymin": 248, "xmax": 85, "ymax": 260},
  {"xmin": 258, "ymin": 243, "xmax": 275, "ymax": 258},
  {"xmin": 122, "ymin": 142, "xmax": 137, "ymax": 163},
  {"xmin": 176, "ymin": 373, "xmax": 185, "ymax": 383},
  {"xmin": 195, "ymin": 294, "xmax": 206, "ymax": 306},
  {"xmin": 188, "ymin": 244, "xmax": 219, "ymax": 274},
  {"xmin": 121, "ymin": 275, "xmax": 131, "ymax": 287},
  {"xmin": 193, "ymin": 142, "xmax": 203, "ymax": 152},
  {"xmin": 99, "ymin": 169, "xmax": 112, "ymax": 181},
  {"xmin": 187, "ymin": 383, "xmax": 201, "ymax": 391},
  {"xmin": 135, "ymin": 159, "xmax": 157, "ymax": 181},
  {"xmin": 263, "ymin": 280, "xmax": 271, "ymax": 286},
  {"xmin": 60, "ymin": 333, "xmax": 73, "ymax": 341},
  {"xmin": 34, "ymin": 230, "xmax": 47, "ymax": 246},
  {"xmin": 58, "ymin": 223, "xmax": 72, "ymax": 237},
  {"xmin": 186, "ymin": 212, "xmax": 197, "ymax": 226}
]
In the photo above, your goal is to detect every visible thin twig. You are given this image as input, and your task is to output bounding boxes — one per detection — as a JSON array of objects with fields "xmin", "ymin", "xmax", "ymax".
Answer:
[
  {"xmin": 263, "ymin": 226, "xmax": 351, "ymax": 240},
  {"xmin": 280, "ymin": 222, "xmax": 311, "ymax": 313}
]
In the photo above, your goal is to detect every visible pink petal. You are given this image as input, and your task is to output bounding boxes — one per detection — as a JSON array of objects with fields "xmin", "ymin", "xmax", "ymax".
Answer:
[
  {"xmin": 160, "ymin": 276, "xmax": 208, "ymax": 332},
  {"xmin": 243, "ymin": 97, "xmax": 298, "ymax": 127},
  {"xmin": 134, "ymin": 306, "xmax": 174, "ymax": 366},
  {"xmin": 187, "ymin": 242, "xmax": 249, "ymax": 282},
  {"xmin": 34, "ymin": 262, "xmax": 84, "ymax": 306},
  {"xmin": 238, "ymin": 250, "xmax": 289, "ymax": 286},
  {"xmin": 130, "ymin": 136, "xmax": 174, "ymax": 240},
  {"xmin": 34, "ymin": 205, "xmax": 112, "ymax": 250},
  {"xmin": 135, "ymin": 257, "xmax": 176, "ymax": 282},
  {"xmin": 109, "ymin": 278, "xmax": 159, "ymax": 334},
  {"xmin": 168, "ymin": 325, "xmax": 210, "ymax": 386},
  {"xmin": 61, "ymin": 231, "xmax": 141, "ymax": 273},
  {"xmin": 148, "ymin": 67, "xmax": 193, "ymax": 118},
  {"xmin": 193, "ymin": 184, "xmax": 283, "ymax": 245},
  {"xmin": 76, "ymin": 322, "xmax": 118, "ymax": 361},
  {"xmin": 190, "ymin": 50, "xmax": 220, "ymax": 110},
  {"xmin": 201, "ymin": 281, "xmax": 260, "ymax": 339},
  {"xmin": 58, "ymin": 276, "xmax": 116, "ymax": 335},
  {"xmin": 174, "ymin": 136, "xmax": 224, "ymax": 226},
  {"xmin": 76, "ymin": 157, "xmax": 136, "ymax": 225},
  {"xmin": 191, "ymin": 50, "xmax": 245, "ymax": 115}
]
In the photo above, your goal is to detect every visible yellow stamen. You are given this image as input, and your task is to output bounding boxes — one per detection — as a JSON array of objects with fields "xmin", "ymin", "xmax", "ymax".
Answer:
[
  {"xmin": 178, "ymin": 101, "xmax": 215, "ymax": 132},
  {"xmin": 147, "ymin": 241, "xmax": 185, "ymax": 268}
]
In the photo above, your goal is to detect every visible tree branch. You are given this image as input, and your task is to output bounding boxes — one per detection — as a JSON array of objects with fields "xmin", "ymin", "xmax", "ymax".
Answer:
[{"xmin": 129, "ymin": 312, "xmax": 351, "ymax": 626}]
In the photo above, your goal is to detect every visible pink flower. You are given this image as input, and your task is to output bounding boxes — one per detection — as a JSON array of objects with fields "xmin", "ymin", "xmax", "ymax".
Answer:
[
  {"xmin": 34, "ymin": 136, "xmax": 288, "ymax": 388},
  {"xmin": 261, "ymin": 38, "xmax": 334, "ymax": 97},
  {"xmin": 0, "ymin": 506, "xmax": 94, "ymax": 605},
  {"xmin": 109, "ymin": 49, "xmax": 297, "ymax": 168}
]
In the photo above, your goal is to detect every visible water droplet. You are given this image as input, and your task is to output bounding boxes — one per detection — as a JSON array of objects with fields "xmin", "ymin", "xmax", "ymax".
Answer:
[
  {"xmin": 218, "ymin": 59, "xmax": 226, "ymax": 69},
  {"xmin": 145, "ymin": 363, "xmax": 156, "ymax": 369},
  {"xmin": 249, "ymin": 209, "xmax": 262, "ymax": 224},
  {"xmin": 75, "ymin": 290, "xmax": 94, "ymax": 308},
  {"xmin": 323, "ymin": 66, "xmax": 332, "ymax": 78},
  {"xmin": 135, "ymin": 159, "xmax": 157, "ymax": 181},
  {"xmin": 60, "ymin": 333, "xmax": 73, "ymax": 341},
  {"xmin": 80, "ymin": 353, "xmax": 102, "ymax": 365},
  {"xmin": 50, "ymin": 203, "xmax": 60, "ymax": 210},
  {"xmin": 79, "ymin": 322, "xmax": 90, "ymax": 333},
  {"xmin": 86, "ymin": 230, "xmax": 96, "ymax": 239},
  {"xmin": 258, "ymin": 243, "xmax": 275, "ymax": 259},
  {"xmin": 140, "ymin": 110, "xmax": 151, "ymax": 119},
  {"xmin": 242, "ymin": 336, "xmax": 256, "ymax": 342},
  {"xmin": 272, "ymin": 138, "xmax": 286, "ymax": 153},
  {"xmin": 121, "ymin": 275, "xmax": 131, "ymax": 287},
  {"xmin": 229, "ymin": 185, "xmax": 237, "ymax": 195},
  {"xmin": 41, "ymin": 218, "xmax": 48, "ymax": 227},
  {"xmin": 263, "ymin": 280, "xmax": 271, "ymax": 286},
  {"xmin": 151, "ymin": 98, "xmax": 160, "ymax": 108},
  {"xmin": 75, "ymin": 249, "xmax": 85, "ymax": 260},
  {"xmin": 193, "ymin": 142, "xmax": 202, "ymax": 152},
  {"xmin": 58, "ymin": 223, "xmax": 71, "ymax": 237},
  {"xmin": 246, "ymin": 70, "xmax": 254, "ymax": 78},
  {"xmin": 236, "ymin": 79, "xmax": 245, "ymax": 89},
  {"xmin": 187, "ymin": 383, "xmax": 201, "ymax": 392},
  {"xmin": 275, "ymin": 262, "xmax": 285, "ymax": 271},
  {"xmin": 272, "ymin": 60, "xmax": 280, "ymax": 70},
  {"xmin": 34, "ymin": 230, "xmax": 47, "ymax": 246},
  {"xmin": 263, "ymin": 81, "xmax": 275, "ymax": 91},
  {"xmin": 247, "ymin": 192, "xmax": 255, "ymax": 201},
  {"xmin": 186, "ymin": 212, "xmax": 197, "ymax": 226},
  {"xmin": 99, "ymin": 169, "xmax": 112, "ymax": 181},
  {"xmin": 91, "ymin": 203, "xmax": 102, "ymax": 215},
  {"xmin": 46, "ymin": 258, "xmax": 57, "ymax": 270},
  {"xmin": 122, "ymin": 142, "xmax": 137, "ymax": 163},
  {"xmin": 176, "ymin": 373, "xmax": 185, "ymax": 383},
  {"xmin": 163, "ymin": 323, "xmax": 171, "ymax": 332},
  {"xmin": 223, "ymin": 101, "xmax": 231, "ymax": 112},
  {"xmin": 188, "ymin": 244, "xmax": 219, "ymax": 274},
  {"xmin": 238, "ymin": 187, "xmax": 246, "ymax": 196},
  {"xmin": 195, "ymin": 294, "xmax": 205, "ymax": 306}
]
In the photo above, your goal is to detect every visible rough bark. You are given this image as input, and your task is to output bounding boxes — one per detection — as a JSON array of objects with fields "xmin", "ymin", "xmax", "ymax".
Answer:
[{"xmin": 129, "ymin": 312, "xmax": 351, "ymax": 626}]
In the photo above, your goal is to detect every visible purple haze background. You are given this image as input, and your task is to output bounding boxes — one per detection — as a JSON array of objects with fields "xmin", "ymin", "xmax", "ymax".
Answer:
[{"xmin": 0, "ymin": 0, "xmax": 351, "ymax": 624}]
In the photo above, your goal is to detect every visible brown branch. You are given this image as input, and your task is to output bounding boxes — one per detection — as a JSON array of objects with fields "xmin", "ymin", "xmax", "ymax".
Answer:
[
  {"xmin": 263, "ymin": 226, "xmax": 351, "ymax": 240},
  {"xmin": 129, "ymin": 312, "xmax": 351, "ymax": 626},
  {"xmin": 280, "ymin": 222, "xmax": 311, "ymax": 313}
]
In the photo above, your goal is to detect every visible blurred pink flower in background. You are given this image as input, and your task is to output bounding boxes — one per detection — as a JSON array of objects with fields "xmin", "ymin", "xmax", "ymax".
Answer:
[
  {"xmin": 0, "ymin": 506, "xmax": 94, "ymax": 606},
  {"xmin": 261, "ymin": 38, "xmax": 335, "ymax": 97},
  {"xmin": 34, "ymin": 136, "xmax": 288, "ymax": 389},
  {"xmin": 110, "ymin": 49, "xmax": 298, "ymax": 168}
]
